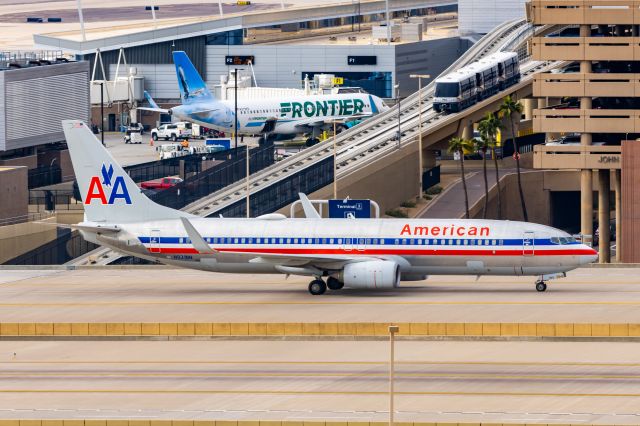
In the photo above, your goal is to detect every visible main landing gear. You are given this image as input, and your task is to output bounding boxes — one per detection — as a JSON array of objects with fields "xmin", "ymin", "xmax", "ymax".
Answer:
[
  {"xmin": 535, "ymin": 280, "xmax": 547, "ymax": 292},
  {"xmin": 308, "ymin": 277, "xmax": 344, "ymax": 295},
  {"xmin": 308, "ymin": 279, "xmax": 326, "ymax": 295}
]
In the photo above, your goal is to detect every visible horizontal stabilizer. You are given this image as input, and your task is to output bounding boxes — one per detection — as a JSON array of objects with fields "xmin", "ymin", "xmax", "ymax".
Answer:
[
  {"xmin": 35, "ymin": 222, "xmax": 121, "ymax": 234},
  {"xmin": 138, "ymin": 106, "xmax": 169, "ymax": 114}
]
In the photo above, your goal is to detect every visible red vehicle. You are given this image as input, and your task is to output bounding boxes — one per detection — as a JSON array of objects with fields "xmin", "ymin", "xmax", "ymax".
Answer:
[{"xmin": 140, "ymin": 176, "xmax": 183, "ymax": 190}]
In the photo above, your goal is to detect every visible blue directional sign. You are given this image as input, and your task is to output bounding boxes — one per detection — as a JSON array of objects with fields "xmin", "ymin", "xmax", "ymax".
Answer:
[{"xmin": 328, "ymin": 199, "xmax": 371, "ymax": 219}]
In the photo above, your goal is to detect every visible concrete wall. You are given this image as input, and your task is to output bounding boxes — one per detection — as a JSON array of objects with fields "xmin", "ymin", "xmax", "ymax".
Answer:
[
  {"xmin": 459, "ymin": 0, "xmax": 527, "ymax": 34},
  {"xmin": 0, "ymin": 211, "xmax": 83, "ymax": 264},
  {"xmin": 395, "ymin": 38, "xmax": 472, "ymax": 96},
  {"xmin": 109, "ymin": 64, "xmax": 179, "ymax": 100},
  {"xmin": 0, "ymin": 154, "xmax": 37, "ymax": 169},
  {"xmin": 37, "ymin": 149, "xmax": 74, "ymax": 182},
  {"xmin": 279, "ymin": 142, "xmax": 421, "ymax": 217},
  {"xmin": 206, "ymin": 44, "xmax": 395, "ymax": 95},
  {"xmin": 0, "ymin": 166, "xmax": 28, "ymax": 225}
]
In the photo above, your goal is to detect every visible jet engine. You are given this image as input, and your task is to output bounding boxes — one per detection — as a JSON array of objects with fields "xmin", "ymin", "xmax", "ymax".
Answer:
[{"xmin": 339, "ymin": 260, "xmax": 400, "ymax": 289}]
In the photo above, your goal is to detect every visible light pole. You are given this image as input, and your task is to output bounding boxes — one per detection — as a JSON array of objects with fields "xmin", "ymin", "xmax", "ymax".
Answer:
[
  {"xmin": 99, "ymin": 82, "xmax": 105, "ymax": 146},
  {"xmin": 246, "ymin": 142, "xmax": 250, "ymax": 218},
  {"xmin": 332, "ymin": 119, "xmax": 345, "ymax": 200},
  {"xmin": 232, "ymin": 68, "xmax": 245, "ymax": 150},
  {"xmin": 395, "ymin": 84, "xmax": 401, "ymax": 149},
  {"xmin": 410, "ymin": 74, "xmax": 430, "ymax": 200},
  {"xmin": 388, "ymin": 325, "xmax": 399, "ymax": 426}
]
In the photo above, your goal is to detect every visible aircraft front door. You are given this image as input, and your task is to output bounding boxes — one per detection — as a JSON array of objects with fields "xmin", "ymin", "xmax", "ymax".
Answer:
[
  {"xmin": 149, "ymin": 229, "xmax": 161, "ymax": 253},
  {"xmin": 523, "ymin": 231, "xmax": 534, "ymax": 256}
]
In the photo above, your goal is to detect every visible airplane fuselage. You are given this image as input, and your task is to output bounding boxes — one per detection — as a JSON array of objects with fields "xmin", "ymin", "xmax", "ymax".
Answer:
[
  {"xmin": 171, "ymin": 93, "xmax": 388, "ymax": 136},
  {"xmin": 82, "ymin": 217, "xmax": 598, "ymax": 278}
]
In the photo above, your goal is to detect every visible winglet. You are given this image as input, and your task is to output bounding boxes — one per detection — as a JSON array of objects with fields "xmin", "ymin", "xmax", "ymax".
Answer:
[
  {"xmin": 298, "ymin": 193, "xmax": 320, "ymax": 219},
  {"xmin": 144, "ymin": 91, "xmax": 160, "ymax": 109},
  {"xmin": 180, "ymin": 217, "xmax": 216, "ymax": 255}
]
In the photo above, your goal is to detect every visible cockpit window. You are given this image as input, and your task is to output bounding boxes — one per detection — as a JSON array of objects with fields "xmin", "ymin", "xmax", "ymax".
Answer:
[{"xmin": 551, "ymin": 236, "xmax": 577, "ymax": 245}]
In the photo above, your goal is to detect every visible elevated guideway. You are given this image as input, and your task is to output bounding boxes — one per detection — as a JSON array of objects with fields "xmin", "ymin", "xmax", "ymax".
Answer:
[{"xmin": 68, "ymin": 19, "xmax": 561, "ymax": 266}]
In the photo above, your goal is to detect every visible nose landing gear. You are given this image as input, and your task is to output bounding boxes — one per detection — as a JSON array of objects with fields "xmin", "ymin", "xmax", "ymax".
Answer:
[{"xmin": 535, "ymin": 280, "xmax": 547, "ymax": 292}]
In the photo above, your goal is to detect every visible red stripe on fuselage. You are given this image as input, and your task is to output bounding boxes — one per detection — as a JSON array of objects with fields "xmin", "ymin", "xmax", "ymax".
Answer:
[{"xmin": 147, "ymin": 247, "xmax": 596, "ymax": 256}]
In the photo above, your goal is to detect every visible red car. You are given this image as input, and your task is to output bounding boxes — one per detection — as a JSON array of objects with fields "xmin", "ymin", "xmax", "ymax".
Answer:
[{"xmin": 140, "ymin": 176, "xmax": 183, "ymax": 190}]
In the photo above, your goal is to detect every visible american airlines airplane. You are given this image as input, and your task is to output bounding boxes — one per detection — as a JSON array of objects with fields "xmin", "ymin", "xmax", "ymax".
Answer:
[
  {"xmin": 63, "ymin": 120, "xmax": 598, "ymax": 295},
  {"xmin": 142, "ymin": 51, "xmax": 389, "ymax": 145}
]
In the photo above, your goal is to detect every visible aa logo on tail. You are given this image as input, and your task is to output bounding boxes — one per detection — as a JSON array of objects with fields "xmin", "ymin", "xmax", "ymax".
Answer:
[{"xmin": 85, "ymin": 164, "xmax": 132, "ymax": 205}]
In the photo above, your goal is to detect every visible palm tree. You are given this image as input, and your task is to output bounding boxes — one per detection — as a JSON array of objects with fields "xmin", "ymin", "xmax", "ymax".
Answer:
[
  {"xmin": 473, "ymin": 135, "xmax": 489, "ymax": 219},
  {"xmin": 499, "ymin": 95, "xmax": 528, "ymax": 222},
  {"xmin": 448, "ymin": 136, "xmax": 474, "ymax": 219},
  {"xmin": 478, "ymin": 112, "xmax": 502, "ymax": 219}
]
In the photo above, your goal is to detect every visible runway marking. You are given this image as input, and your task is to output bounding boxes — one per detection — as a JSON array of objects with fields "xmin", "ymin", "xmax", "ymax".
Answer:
[
  {"xmin": 4, "ymin": 360, "xmax": 640, "ymax": 367},
  {"xmin": 2, "ymin": 372, "xmax": 639, "ymax": 380},
  {"xmin": 0, "ymin": 389, "xmax": 638, "ymax": 397}
]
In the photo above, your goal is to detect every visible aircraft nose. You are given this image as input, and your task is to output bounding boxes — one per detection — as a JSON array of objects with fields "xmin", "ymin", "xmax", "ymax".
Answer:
[{"xmin": 580, "ymin": 246, "xmax": 599, "ymax": 265}]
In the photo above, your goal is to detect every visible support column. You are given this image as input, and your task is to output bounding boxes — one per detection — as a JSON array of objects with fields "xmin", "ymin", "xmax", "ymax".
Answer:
[
  {"xmin": 581, "ymin": 169, "xmax": 593, "ymax": 244},
  {"xmin": 580, "ymin": 24, "xmax": 593, "ymax": 245},
  {"xmin": 614, "ymin": 169, "xmax": 621, "ymax": 262},
  {"xmin": 598, "ymin": 170, "xmax": 611, "ymax": 263},
  {"xmin": 422, "ymin": 150, "xmax": 437, "ymax": 169},
  {"xmin": 461, "ymin": 121, "xmax": 473, "ymax": 140},
  {"xmin": 523, "ymin": 98, "xmax": 535, "ymax": 121}
]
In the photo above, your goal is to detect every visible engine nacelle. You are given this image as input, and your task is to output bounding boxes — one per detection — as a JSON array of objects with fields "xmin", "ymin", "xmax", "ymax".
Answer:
[{"xmin": 339, "ymin": 260, "xmax": 400, "ymax": 289}]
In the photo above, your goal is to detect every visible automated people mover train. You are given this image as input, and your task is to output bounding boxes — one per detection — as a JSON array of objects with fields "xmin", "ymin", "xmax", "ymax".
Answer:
[
  {"xmin": 434, "ymin": 51, "xmax": 521, "ymax": 113},
  {"xmin": 62, "ymin": 120, "xmax": 597, "ymax": 295}
]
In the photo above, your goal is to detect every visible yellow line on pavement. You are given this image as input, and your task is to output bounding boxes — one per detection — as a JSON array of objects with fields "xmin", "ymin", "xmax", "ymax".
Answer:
[
  {"xmin": 3, "ymin": 360, "xmax": 640, "ymax": 367},
  {"xmin": 0, "ymin": 389, "xmax": 637, "ymax": 397},
  {"xmin": 1, "ymin": 372, "xmax": 638, "ymax": 380}
]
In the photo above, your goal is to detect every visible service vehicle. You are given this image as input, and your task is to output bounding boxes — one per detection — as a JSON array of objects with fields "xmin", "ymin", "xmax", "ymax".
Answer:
[
  {"xmin": 156, "ymin": 143, "xmax": 190, "ymax": 160},
  {"xmin": 151, "ymin": 123, "xmax": 191, "ymax": 141},
  {"xmin": 140, "ymin": 176, "xmax": 183, "ymax": 190}
]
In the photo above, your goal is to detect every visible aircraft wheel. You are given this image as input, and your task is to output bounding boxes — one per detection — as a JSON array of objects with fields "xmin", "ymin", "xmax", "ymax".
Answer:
[
  {"xmin": 308, "ymin": 279, "xmax": 327, "ymax": 295},
  {"xmin": 327, "ymin": 276, "xmax": 344, "ymax": 290},
  {"xmin": 305, "ymin": 138, "xmax": 319, "ymax": 147},
  {"xmin": 535, "ymin": 281, "xmax": 547, "ymax": 292}
]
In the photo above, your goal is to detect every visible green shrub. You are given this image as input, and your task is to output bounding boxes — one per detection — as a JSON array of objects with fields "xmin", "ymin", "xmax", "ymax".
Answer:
[
  {"xmin": 400, "ymin": 200, "xmax": 416, "ymax": 208},
  {"xmin": 425, "ymin": 185, "xmax": 443, "ymax": 195},
  {"xmin": 423, "ymin": 194, "xmax": 433, "ymax": 200},
  {"xmin": 386, "ymin": 208, "xmax": 408, "ymax": 218}
]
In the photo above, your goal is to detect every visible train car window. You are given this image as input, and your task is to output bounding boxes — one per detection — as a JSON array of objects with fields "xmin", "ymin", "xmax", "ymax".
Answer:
[{"xmin": 435, "ymin": 82, "xmax": 460, "ymax": 97}]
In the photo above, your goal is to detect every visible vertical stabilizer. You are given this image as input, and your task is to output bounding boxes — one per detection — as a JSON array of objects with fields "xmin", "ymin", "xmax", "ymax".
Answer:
[
  {"xmin": 172, "ymin": 51, "xmax": 215, "ymax": 104},
  {"xmin": 62, "ymin": 120, "xmax": 193, "ymax": 223}
]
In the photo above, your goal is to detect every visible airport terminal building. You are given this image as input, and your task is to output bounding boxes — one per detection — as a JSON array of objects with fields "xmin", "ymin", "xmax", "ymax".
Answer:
[{"xmin": 36, "ymin": 0, "xmax": 463, "ymax": 116}]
